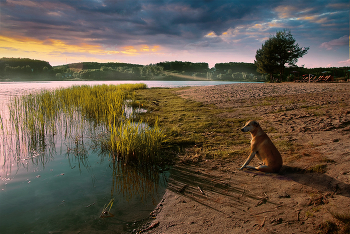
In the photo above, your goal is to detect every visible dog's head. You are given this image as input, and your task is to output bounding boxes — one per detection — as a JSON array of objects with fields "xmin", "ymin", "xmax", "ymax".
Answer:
[{"xmin": 241, "ymin": 120, "xmax": 259, "ymax": 132}]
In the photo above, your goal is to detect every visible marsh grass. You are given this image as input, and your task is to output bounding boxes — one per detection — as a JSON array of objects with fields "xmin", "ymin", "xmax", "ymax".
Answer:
[
  {"xmin": 6, "ymin": 83, "xmax": 165, "ymax": 166},
  {"xmin": 110, "ymin": 118, "xmax": 164, "ymax": 164}
]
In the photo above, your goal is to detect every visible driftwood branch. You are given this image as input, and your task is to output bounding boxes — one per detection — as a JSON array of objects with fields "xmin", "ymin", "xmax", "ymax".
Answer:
[{"xmin": 198, "ymin": 186, "xmax": 205, "ymax": 195}]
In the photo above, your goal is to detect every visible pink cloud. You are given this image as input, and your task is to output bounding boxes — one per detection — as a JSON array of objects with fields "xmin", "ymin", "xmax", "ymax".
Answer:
[
  {"xmin": 320, "ymin": 35, "xmax": 349, "ymax": 50},
  {"xmin": 338, "ymin": 59, "xmax": 350, "ymax": 66}
]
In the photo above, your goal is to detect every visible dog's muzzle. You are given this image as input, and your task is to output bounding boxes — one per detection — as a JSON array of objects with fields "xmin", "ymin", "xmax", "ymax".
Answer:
[{"xmin": 241, "ymin": 128, "xmax": 247, "ymax": 132}]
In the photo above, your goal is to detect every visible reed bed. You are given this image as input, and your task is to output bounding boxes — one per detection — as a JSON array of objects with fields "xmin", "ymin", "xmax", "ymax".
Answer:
[
  {"xmin": 6, "ymin": 83, "xmax": 165, "ymax": 165},
  {"xmin": 110, "ymin": 118, "xmax": 164, "ymax": 164}
]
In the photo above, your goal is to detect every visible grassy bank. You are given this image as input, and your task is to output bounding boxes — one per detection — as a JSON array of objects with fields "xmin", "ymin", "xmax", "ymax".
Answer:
[
  {"xmin": 134, "ymin": 84, "xmax": 349, "ymax": 171},
  {"xmin": 134, "ymin": 86, "xmax": 320, "ymax": 168},
  {"xmin": 134, "ymin": 88, "xmax": 254, "ymax": 163}
]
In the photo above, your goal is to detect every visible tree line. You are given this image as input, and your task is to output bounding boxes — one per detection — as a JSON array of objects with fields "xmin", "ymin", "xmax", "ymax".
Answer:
[
  {"xmin": 156, "ymin": 61, "xmax": 209, "ymax": 72},
  {"xmin": 0, "ymin": 58, "xmax": 53, "ymax": 80},
  {"xmin": 1, "ymin": 55, "xmax": 349, "ymax": 82}
]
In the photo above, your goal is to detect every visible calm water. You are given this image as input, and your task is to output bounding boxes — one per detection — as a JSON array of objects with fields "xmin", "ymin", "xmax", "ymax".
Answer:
[{"xmin": 0, "ymin": 80, "xmax": 237, "ymax": 233}]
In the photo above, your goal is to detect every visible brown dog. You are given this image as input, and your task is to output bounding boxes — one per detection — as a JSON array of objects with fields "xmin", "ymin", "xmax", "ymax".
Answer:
[{"xmin": 240, "ymin": 120, "xmax": 282, "ymax": 173}]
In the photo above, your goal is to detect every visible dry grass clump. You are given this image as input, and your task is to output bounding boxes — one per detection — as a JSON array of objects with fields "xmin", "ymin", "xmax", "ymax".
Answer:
[{"xmin": 318, "ymin": 211, "xmax": 350, "ymax": 234}]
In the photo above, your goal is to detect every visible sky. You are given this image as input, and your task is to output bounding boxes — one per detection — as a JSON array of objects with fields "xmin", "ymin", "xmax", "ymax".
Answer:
[{"xmin": 0, "ymin": 0, "xmax": 349, "ymax": 68}]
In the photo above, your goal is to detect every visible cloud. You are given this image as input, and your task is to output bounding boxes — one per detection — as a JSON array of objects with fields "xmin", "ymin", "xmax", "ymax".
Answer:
[
  {"xmin": 1, "ymin": 0, "xmax": 349, "ymax": 68},
  {"xmin": 0, "ymin": 35, "xmax": 162, "ymax": 59},
  {"xmin": 0, "ymin": 46, "xmax": 18, "ymax": 51},
  {"xmin": 274, "ymin": 5, "xmax": 298, "ymax": 19},
  {"xmin": 1, "ymin": 0, "xmax": 283, "ymax": 46},
  {"xmin": 320, "ymin": 35, "xmax": 349, "ymax": 50},
  {"xmin": 338, "ymin": 59, "xmax": 350, "ymax": 66}
]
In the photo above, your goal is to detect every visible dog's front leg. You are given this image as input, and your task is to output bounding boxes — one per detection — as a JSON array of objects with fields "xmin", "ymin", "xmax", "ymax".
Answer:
[{"xmin": 240, "ymin": 151, "xmax": 256, "ymax": 170}]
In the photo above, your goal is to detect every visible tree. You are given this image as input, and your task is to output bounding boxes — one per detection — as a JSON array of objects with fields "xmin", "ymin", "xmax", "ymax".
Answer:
[
  {"xmin": 255, "ymin": 30, "xmax": 309, "ymax": 82},
  {"xmin": 255, "ymin": 37, "xmax": 279, "ymax": 82}
]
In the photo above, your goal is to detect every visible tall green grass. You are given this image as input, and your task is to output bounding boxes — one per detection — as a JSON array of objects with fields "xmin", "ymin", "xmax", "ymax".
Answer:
[
  {"xmin": 7, "ymin": 83, "xmax": 165, "ymax": 165},
  {"xmin": 110, "ymin": 118, "xmax": 164, "ymax": 164}
]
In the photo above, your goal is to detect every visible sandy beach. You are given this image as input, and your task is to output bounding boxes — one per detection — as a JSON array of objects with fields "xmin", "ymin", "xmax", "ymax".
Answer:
[{"xmin": 136, "ymin": 82, "xmax": 350, "ymax": 234}]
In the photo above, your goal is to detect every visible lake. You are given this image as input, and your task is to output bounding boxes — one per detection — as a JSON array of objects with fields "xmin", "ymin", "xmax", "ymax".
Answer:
[{"xmin": 0, "ymin": 80, "xmax": 239, "ymax": 233}]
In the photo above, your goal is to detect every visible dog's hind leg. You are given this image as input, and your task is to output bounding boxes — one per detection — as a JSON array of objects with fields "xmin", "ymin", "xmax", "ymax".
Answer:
[
  {"xmin": 243, "ymin": 165, "xmax": 259, "ymax": 170},
  {"xmin": 257, "ymin": 165, "xmax": 278, "ymax": 173}
]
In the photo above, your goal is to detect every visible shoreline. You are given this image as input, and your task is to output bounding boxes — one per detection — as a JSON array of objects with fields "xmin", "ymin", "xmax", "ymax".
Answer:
[{"xmin": 138, "ymin": 82, "xmax": 350, "ymax": 234}]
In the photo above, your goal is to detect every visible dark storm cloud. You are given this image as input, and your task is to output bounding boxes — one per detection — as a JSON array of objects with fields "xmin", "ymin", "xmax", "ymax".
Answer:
[
  {"xmin": 67, "ymin": 0, "xmax": 143, "ymax": 15},
  {"xmin": 0, "ymin": 0, "xmax": 277, "ymax": 43},
  {"xmin": 1, "ymin": 0, "xmax": 348, "ymax": 51}
]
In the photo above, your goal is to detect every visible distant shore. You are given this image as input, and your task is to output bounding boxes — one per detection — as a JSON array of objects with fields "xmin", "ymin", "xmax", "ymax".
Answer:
[{"xmin": 0, "ymin": 76, "xmax": 251, "ymax": 82}]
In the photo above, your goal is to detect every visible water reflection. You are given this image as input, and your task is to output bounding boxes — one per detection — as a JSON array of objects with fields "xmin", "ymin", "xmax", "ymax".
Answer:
[
  {"xmin": 66, "ymin": 132, "xmax": 167, "ymax": 202},
  {"xmin": 66, "ymin": 135, "xmax": 91, "ymax": 172},
  {"xmin": 111, "ymin": 160, "xmax": 166, "ymax": 202},
  {"xmin": 0, "ymin": 118, "xmax": 168, "ymax": 233},
  {"xmin": 0, "ymin": 123, "xmax": 56, "ymax": 178},
  {"xmin": 0, "ymin": 84, "xmax": 168, "ymax": 233}
]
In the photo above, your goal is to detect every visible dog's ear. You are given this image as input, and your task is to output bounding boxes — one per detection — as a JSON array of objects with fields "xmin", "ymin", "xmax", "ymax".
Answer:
[{"xmin": 252, "ymin": 121, "xmax": 259, "ymax": 127}]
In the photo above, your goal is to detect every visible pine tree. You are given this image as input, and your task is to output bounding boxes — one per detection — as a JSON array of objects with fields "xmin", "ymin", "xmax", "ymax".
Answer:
[{"xmin": 255, "ymin": 30, "xmax": 309, "ymax": 82}]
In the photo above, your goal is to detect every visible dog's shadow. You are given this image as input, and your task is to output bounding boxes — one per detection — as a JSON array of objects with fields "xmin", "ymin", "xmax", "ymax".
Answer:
[{"xmin": 278, "ymin": 166, "xmax": 350, "ymax": 198}]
